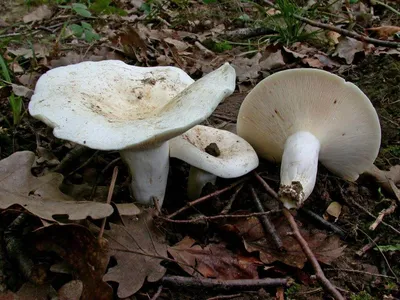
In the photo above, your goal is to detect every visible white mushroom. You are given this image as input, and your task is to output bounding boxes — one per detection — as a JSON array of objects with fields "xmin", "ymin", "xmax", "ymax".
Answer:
[
  {"xmin": 29, "ymin": 60, "xmax": 236, "ymax": 207},
  {"xmin": 170, "ymin": 125, "xmax": 259, "ymax": 199},
  {"xmin": 237, "ymin": 68, "xmax": 381, "ymax": 209}
]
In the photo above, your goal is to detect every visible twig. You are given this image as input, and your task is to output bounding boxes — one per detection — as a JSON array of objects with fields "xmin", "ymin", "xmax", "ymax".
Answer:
[
  {"xmin": 249, "ymin": 185, "xmax": 283, "ymax": 250},
  {"xmin": 254, "ymin": 172, "xmax": 346, "ymax": 237},
  {"xmin": 53, "ymin": 145, "xmax": 92, "ymax": 174},
  {"xmin": 325, "ymin": 268, "xmax": 396, "ymax": 280},
  {"xmin": 161, "ymin": 275, "xmax": 291, "ymax": 290},
  {"xmin": 262, "ymin": 0, "xmax": 400, "ymax": 48},
  {"xmin": 299, "ymin": 208, "xmax": 346, "ymax": 238},
  {"xmin": 221, "ymin": 27, "xmax": 275, "ymax": 41},
  {"xmin": 207, "ymin": 294, "xmax": 242, "ymax": 300},
  {"xmin": 159, "ymin": 210, "xmax": 281, "ymax": 224},
  {"xmin": 253, "ymin": 172, "xmax": 279, "ymax": 199},
  {"xmin": 369, "ymin": 202, "xmax": 397, "ymax": 230},
  {"xmin": 357, "ymin": 228, "xmax": 399, "ymax": 282},
  {"xmin": 166, "ymin": 177, "xmax": 248, "ymax": 219},
  {"xmin": 345, "ymin": 196, "xmax": 400, "ymax": 235},
  {"xmin": 98, "ymin": 166, "xmax": 118, "ymax": 240},
  {"xmin": 67, "ymin": 150, "xmax": 99, "ymax": 177},
  {"xmin": 283, "ymin": 208, "xmax": 345, "ymax": 300},
  {"xmin": 221, "ymin": 183, "xmax": 244, "ymax": 214},
  {"xmin": 356, "ymin": 235, "xmax": 381, "ymax": 257},
  {"xmin": 372, "ymin": 0, "xmax": 400, "ymax": 17},
  {"xmin": 150, "ymin": 285, "xmax": 163, "ymax": 300}
]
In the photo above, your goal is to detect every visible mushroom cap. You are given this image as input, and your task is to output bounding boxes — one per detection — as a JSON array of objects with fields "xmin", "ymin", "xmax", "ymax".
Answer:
[
  {"xmin": 170, "ymin": 125, "xmax": 259, "ymax": 178},
  {"xmin": 237, "ymin": 68, "xmax": 381, "ymax": 181},
  {"xmin": 29, "ymin": 60, "xmax": 236, "ymax": 150}
]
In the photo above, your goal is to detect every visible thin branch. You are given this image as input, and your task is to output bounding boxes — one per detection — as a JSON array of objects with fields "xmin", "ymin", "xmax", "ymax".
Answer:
[
  {"xmin": 283, "ymin": 208, "xmax": 345, "ymax": 300},
  {"xmin": 369, "ymin": 202, "xmax": 397, "ymax": 230},
  {"xmin": 166, "ymin": 177, "xmax": 248, "ymax": 219},
  {"xmin": 98, "ymin": 166, "xmax": 118, "ymax": 240},
  {"xmin": 325, "ymin": 268, "xmax": 396, "ymax": 280},
  {"xmin": 253, "ymin": 172, "xmax": 279, "ymax": 199},
  {"xmin": 249, "ymin": 185, "xmax": 283, "ymax": 250},
  {"xmin": 221, "ymin": 183, "xmax": 244, "ymax": 214},
  {"xmin": 299, "ymin": 208, "xmax": 346, "ymax": 238},
  {"xmin": 207, "ymin": 294, "xmax": 242, "ymax": 300},
  {"xmin": 161, "ymin": 275, "xmax": 291, "ymax": 290},
  {"xmin": 158, "ymin": 210, "xmax": 281, "ymax": 224},
  {"xmin": 356, "ymin": 235, "xmax": 381, "ymax": 257}
]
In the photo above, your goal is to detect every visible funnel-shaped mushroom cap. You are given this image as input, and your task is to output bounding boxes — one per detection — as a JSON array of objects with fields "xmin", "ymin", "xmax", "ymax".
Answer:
[
  {"xmin": 170, "ymin": 125, "xmax": 259, "ymax": 178},
  {"xmin": 237, "ymin": 68, "xmax": 381, "ymax": 181},
  {"xmin": 29, "ymin": 60, "xmax": 236, "ymax": 150}
]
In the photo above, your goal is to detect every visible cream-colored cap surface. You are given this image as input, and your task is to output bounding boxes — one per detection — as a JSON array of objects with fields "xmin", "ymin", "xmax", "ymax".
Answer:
[
  {"xmin": 237, "ymin": 68, "xmax": 381, "ymax": 181},
  {"xmin": 170, "ymin": 125, "xmax": 259, "ymax": 178},
  {"xmin": 29, "ymin": 60, "xmax": 236, "ymax": 150}
]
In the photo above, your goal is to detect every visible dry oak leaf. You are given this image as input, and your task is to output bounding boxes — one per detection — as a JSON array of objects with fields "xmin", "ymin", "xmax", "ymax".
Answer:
[
  {"xmin": 58, "ymin": 280, "xmax": 83, "ymax": 300},
  {"xmin": 0, "ymin": 151, "xmax": 113, "ymax": 222},
  {"xmin": 333, "ymin": 37, "xmax": 365, "ymax": 64},
  {"xmin": 168, "ymin": 236, "xmax": 262, "ymax": 280},
  {"xmin": 222, "ymin": 216, "xmax": 346, "ymax": 269},
  {"xmin": 366, "ymin": 26, "xmax": 400, "ymax": 39},
  {"xmin": 23, "ymin": 5, "xmax": 52, "ymax": 23},
  {"xmin": 34, "ymin": 224, "xmax": 112, "ymax": 300},
  {"xmin": 103, "ymin": 209, "xmax": 167, "ymax": 298}
]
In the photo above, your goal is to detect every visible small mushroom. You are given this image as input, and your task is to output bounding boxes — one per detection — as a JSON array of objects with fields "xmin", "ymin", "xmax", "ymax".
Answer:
[
  {"xmin": 237, "ymin": 68, "xmax": 381, "ymax": 209},
  {"xmin": 29, "ymin": 60, "xmax": 236, "ymax": 207},
  {"xmin": 170, "ymin": 125, "xmax": 259, "ymax": 199}
]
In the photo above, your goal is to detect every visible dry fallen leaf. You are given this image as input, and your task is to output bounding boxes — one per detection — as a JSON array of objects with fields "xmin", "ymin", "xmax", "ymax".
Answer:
[
  {"xmin": 232, "ymin": 53, "xmax": 262, "ymax": 83},
  {"xmin": 168, "ymin": 236, "xmax": 262, "ymax": 280},
  {"xmin": 0, "ymin": 151, "xmax": 113, "ymax": 222},
  {"xmin": 324, "ymin": 201, "xmax": 342, "ymax": 220},
  {"xmin": 58, "ymin": 280, "xmax": 83, "ymax": 300},
  {"xmin": 333, "ymin": 37, "xmax": 365, "ymax": 64},
  {"xmin": 103, "ymin": 209, "xmax": 167, "ymax": 298},
  {"xmin": 34, "ymin": 224, "xmax": 112, "ymax": 300},
  {"xmin": 11, "ymin": 84, "xmax": 33, "ymax": 99},
  {"xmin": 259, "ymin": 50, "xmax": 285, "ymax": 70},
  {"xmin": 23, "ymin": 5, "xmax": 52, "ymax": 23},
  {"xmin": 366, "ymin": 26, "xmax": 400, "ymax": 39},
  {"xmin": 222, "ymin": 216, "xmax": 346, "ymax": 269}
]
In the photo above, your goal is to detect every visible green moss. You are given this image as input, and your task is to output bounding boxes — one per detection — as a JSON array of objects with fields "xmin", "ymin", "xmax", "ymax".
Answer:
[{"xmin": 350, "ymin": 291, "xmax": 376, "ymax": 300}]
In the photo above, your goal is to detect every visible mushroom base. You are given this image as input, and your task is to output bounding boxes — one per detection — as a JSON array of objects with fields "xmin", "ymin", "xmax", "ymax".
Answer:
[
  {"xmin": 279, "ymin": 131, "xmax": 320, "ymax": 209},
  {"xmin": 120, "ymin": 142, "xmax": 169, "ymax": 207},
  {"xmin": 187, "ymin": 166, "xmax": 217, "ymax": 200}
]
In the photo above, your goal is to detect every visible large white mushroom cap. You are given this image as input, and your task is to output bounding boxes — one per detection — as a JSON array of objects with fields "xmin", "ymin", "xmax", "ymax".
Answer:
[
  {"xmin": 237, "ymin": 68, "xmax": 381, "ymax": 182},
  {"xmin": 29, "ymin": 60, "xmax": 236, "ymax": 151},
  {"xmin": 170, "ymin": 125, "xmax": 259, "ymax": 178}
]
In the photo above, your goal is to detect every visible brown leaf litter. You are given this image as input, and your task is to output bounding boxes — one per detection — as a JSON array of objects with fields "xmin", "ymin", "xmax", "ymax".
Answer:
[
  {"xmin": 0, "ymin": 151, "xmax": 113, "ymax": 222},
  {"xmin": 168, "ymin": 236, "xmax": 262, "ymax": 280}
]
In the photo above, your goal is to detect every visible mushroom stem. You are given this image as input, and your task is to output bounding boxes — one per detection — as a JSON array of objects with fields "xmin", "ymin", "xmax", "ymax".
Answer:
[
  {"xmin": 187, "ymin": 166, "xmax": 217, "ymax": 200},
  {"xmin": 120, "ymin": 142, "xmax": 169, "ymax": 206},
  {"xmin": 279, "ymin": 131, "xmax": 320, "ymax": 209}
]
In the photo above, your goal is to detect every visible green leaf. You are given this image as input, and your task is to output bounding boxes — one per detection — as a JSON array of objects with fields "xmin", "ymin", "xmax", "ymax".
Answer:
[
  {"xmin": 374, "ymin": 244, "xmax": 400, "ymax": 252},
  {"xmin": 72, "ymin": 3, "xmax": 88, "ymax": 9},
  {"xmin": 0, "ymin": 54, "xmax": 12, "ymax": 83},
  {"xmin": 238, "ymin": 14, "xmax": 251, "ymax": 22},
  {"xmin": 203, "ymin": 0, "xmax": 217, "ymax": 3},
  {"xmin": 73, "ymin": 7, "xmax": 92, "ymax": 17},
  {"xmin": 69, "ymin": 24, "xmax": 84, "ymax": 37},
  {"xmin": 83, "ymin": 29, "xmax": 100, "ymax": 43},
  {"xmin": 140, "ymin": 3, "xmax": 151, "ymax": 14},
  {"xmin": 81, "ymin": 21, "xmax": 93, "ymax": 30}
]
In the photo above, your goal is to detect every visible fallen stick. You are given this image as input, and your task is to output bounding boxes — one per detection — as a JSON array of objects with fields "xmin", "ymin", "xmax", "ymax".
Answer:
[
  {"xmin": 220, "ymin": 183, "xmax": 244, "ymax": 214},
  {"xmin": 283, "ymin": 208, "xmax": 345, "ymax": 300},
  {"xmin": 249, "ymin": 185, "xmax": 283, "ymax": 250},
  {"xmin": 299, "ymin": 208, "xmax": 346, "ymax": 238},
  {"xmin": 369, "ymin": 202, "xmax": 397, "ymax": 230},
  {"xmin": 166, "ymin": 177, "xmax": 248, "ymax": 219},
  {"xmin": 253, "ymin": 173, "xmax": 345, "ymax": 299},
  {"xmin": 263, "ymin": 0, "xmax": 400, "ymax": 48},
  {"xmin": 161, "ymin": 275, "xmax": 291, "ymax": 290},
  {"xmin": 159, "ymin": 210, "xmax": 281, "ymax": 224},
  {"xmin": 356, "ymin": 235, "xmax": 381, "ymax": 257}
]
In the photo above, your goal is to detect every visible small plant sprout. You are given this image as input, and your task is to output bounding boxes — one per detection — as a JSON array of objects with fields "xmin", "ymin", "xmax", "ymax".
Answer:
[
  {"xmin": 29, "ymin": 60, "xmax": 236, "ymax": 207},
  {"xmin": 237, "ymin": 68, "xmax": 381, "ymax": 209},
  {"xmin": 170, "ymin": 125, "xmax": 259, "ymax": 199}
]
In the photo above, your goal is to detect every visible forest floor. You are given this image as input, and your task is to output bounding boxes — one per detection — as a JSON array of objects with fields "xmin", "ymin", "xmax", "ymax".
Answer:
[{"xmin": 0, "ymin": 0, "xmax": 399, "ymax": 299}]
